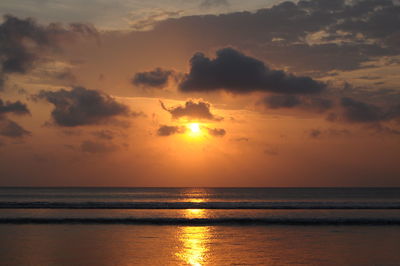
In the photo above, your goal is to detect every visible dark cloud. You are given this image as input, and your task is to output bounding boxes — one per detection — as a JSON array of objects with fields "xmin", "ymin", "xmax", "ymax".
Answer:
[
  {"xmin": 0, "ymin": 15, "xmax": 50, "ymax": 78},
  {"xmin": 179, "ymin": 48, "xmax": 326, "ymax": 94},
  {"xmin": 151, "ymin": 0, "xmax": 399, "ymax": 73},
  {"xmin": 132, "ymin": 68, "xmax": 174, "ymax": 89},
  {"xmin": 160, "ymin": 99, "xmax": 222, "ymax": 121},
  {"xmin": 260, "ymin": 95, "xmax": 333, "ymax": 111},
  {"xmin": 330, "ymin": 0, "xmax": 400, "ymax": 43},
  {"xmin": 340, "ymin": 97, "xmax": 390, "ymax": 123},
  {"xmin": 0, "ymin": 15, "xmax": 98, "ymax": 90},
  {"xmin": 0, "ymin": 75, "xmax": 5, "ymax": 91},
  {"xmin": 0, "ymin": 99, "xmax": 30, "ymax": 116},
  {"xmin": 207, "ymin": 127, "xmax": 226, "ymax": 137},
  {"xmin": 36, "ymin": 86, "xmax": 129, "ymax": 127},
  {"xmin": 324, "ymin": 97, "xmax": 400, "ymax": 124},
  {"xmin": 256, "ymin": 42, "xmax": 391, "ymax": 73},
  {"xmin": 80, "ymin": 140, "xmax": 118, "ymax": 154},
  {"xmin": 157, "ymin": 125, "xmax": 185, "ymax": 136},
  {"xmin": 0, "ymin": 118, "xmax": 31, "ymax": 138},
  {"xmin": 0, "ymin": 98, "xmax": 31, "ymax": 139}
]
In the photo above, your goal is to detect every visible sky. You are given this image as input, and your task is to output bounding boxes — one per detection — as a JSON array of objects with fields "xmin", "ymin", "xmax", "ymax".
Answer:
[{"xmin": 0, "ymin": 0, "xmax": 399, "ymax": 187}]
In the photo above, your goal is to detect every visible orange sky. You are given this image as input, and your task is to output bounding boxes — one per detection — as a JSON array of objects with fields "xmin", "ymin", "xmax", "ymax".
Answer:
[{"xmin": 0, "ymin": 0, "xmax": 399, "ymax": 186}]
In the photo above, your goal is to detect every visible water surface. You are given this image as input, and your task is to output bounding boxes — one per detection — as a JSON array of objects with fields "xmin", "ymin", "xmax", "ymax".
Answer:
[{"xmin": 1, "ymin": 187, "xmax": 399, "ymax": 265}]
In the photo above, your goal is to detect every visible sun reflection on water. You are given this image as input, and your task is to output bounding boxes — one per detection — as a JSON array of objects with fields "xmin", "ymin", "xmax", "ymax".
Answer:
[
  {"xmin": 189, "ymin": 199, "xmax": 205, "ymax": 203},
  {"xmin": 185, "ymin": 209, "xmax": 205, "ymax": 218},
  {"xmin": 175, "ymin": 189, "xmax": 211, "ymax": 265},
  {"xmin": 176, "ymin": 226, "xmax": 210, "ymax": 266}
]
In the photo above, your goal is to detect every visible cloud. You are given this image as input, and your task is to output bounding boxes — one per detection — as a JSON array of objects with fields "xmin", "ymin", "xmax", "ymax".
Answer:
[
  {"xmin": 0, "ymin": 118, "xmax": 31, "ymax": 138},
  {"xmin": 260, "ymin": 95, "xmax": 333, "ymax": 112},
  {"xmin": 80, "ymin": 140, "xmax": 118, "ymax": 154},
  {"xmin": 309, "ymin": 128, "xmax": 351, "ymax": 138},
  {"xmin": 0, "ymin": 99, "xmax": 30, "ymax": 116},
  {"xmin": 262, "ymin": 95, "xmax": 302, "ymax": 109},
  {"xmin": 92, "ymin": 130, "xmax": 115, "ymax": 140},
  {"xmin": 0, "ymin": 98, "xmax": 31, "ymax": 139},
  {"xmin": 324, "ymin": 97, "xmax": 400, "ymax": 124},
  {"xmin": 36, "ymin": 86, "xmax": 129, "ymax": 127},
  {"xmin": 0, "ymin": 15, "xmax": 49, "ymax": 78},
  {"xmin": 157, "ymin": 125, "xmax": 186, "ymax": 136},
  {"xmin": 132, "ymin": 68, "xmax": 174, "ymax": 89},
  {"xmin": 128, "ymin": 9, "xmax": 183, "ymax": 31},
  {"xmin": 0, "ymin": 15, "xmax": 98, "ymax": 90},
  {"xmin": 149, "ymin": 0, "xmax": 399, "ymax": 73},
  {"xmin": 330, "ymin": 0, "xmax": 400, "ymax": 43},
  {"xmin": 160, "ymin": 99, "xmax": 222, "ymax": 121},
  {"xmin": 179, "ymin": 48, "xmax": 326, "ymax": 94},
  {"xmin": 43, "ymin": 69, "xmax": 78, "ymax": 85},
  {"xmin": 339, "ymin": 97, "xmax": 400, "ymax": 123},
  {"xmin": 200, "ymin": 0, "xmax": 229, "ymax": 9},
  {"xmin": 0, "ymin": 15, "xmax": 49, "ymax": 90},
  {"xmin": 366, "ymin": 123, "xmax": 400, "ymax": 135},
  {"xmin": 206, "ymin": 127, "xmax": 226, "ymax": 137},
  {"xmin": 307, "ymin": 97, "xmax": 334, "ymax": 111},
  {"xmin": 309, "ymin": 129, "xmax": 322, "ymax": 138}
]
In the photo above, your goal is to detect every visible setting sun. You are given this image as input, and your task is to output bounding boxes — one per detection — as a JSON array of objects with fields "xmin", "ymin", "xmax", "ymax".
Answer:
[
  {"xmin": 188, "ymin": 123, "xmax": 200, "ymax": 133},
  {"xmin": 187, "ymin": 123, "xmax": 202, "ymax": 137}
]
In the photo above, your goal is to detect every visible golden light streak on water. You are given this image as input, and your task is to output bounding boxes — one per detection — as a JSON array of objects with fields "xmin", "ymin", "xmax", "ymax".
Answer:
[{"xmin": 176, "ymin": 226, "xmax": 210, "ymax": 266}]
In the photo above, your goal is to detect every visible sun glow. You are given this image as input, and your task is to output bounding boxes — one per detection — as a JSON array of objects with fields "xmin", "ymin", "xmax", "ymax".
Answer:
[
  {"xmin": 188, "ymin": 123, "xmax": 200, "ymax": 133},
  {"xmin": 187, "ymin": 123, "xmax": 202, "ymax": 137}
]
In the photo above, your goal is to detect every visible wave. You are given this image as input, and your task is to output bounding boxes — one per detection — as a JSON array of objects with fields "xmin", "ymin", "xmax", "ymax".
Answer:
[
  {"xmin": 1, "ymin": 201, "xmax": 400, "ymax": 209},
  {"xmin": 0, "ymin": 217, "xmax": 400, "ymax": 225}
]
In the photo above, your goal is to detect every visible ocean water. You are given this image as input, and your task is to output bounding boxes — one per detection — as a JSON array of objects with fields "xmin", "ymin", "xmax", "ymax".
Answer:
[{"xmin": 0, "ymin": 187, "xmax": 400, "ymax": 265}]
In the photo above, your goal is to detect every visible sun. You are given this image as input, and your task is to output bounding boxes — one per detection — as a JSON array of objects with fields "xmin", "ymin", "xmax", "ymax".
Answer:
[
  {"xmin": 188, "ymin": 123, "xmax": 200, "ymax": 133},
  {"xmin": 187, "ymin": 123, "xmax": 202, "ymax": 137}
]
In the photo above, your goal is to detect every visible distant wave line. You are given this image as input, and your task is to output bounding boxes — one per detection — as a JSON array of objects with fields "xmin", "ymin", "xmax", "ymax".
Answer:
[
  {"xmin": 1, "ymin": 217, "xmax": 400, "ymax": 225},
  {"xmin": 1, "ymin": 201, "xmax": 400, "ymax": 209}
]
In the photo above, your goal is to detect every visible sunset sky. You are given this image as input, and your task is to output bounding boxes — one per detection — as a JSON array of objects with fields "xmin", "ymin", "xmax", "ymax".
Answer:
[{"xmin": 0, "ymin": 0, "xmax": 399, "ymax": 186}]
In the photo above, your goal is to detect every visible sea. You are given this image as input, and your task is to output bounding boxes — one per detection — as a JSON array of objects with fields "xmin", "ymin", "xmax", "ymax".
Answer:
[{"xmin": 0, "ymin": 187, "xmax": 399, "ymax": 265}]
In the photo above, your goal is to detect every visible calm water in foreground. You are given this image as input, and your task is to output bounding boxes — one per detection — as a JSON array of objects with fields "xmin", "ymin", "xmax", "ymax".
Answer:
[{"xmin": 0, "ymin": 187, "xmax": 399, "ymax": 265}]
